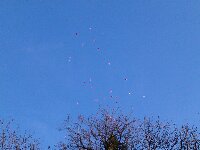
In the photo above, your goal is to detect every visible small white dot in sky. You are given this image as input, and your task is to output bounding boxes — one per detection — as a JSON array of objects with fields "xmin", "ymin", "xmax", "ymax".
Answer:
[
  {"xmin": 68, "ymin": 57, "xmax": 71, "ymax": 62},
  {"xmin": 89, "ymin": 27, "xmax": 92, "ymax": 30},
  {"xmin": 128, "ymin": 92, "xmax": 131, "ymax": 95},
  {"xmin": 81, "ymin": 42, "xmax": 85, "ymax": 47},
  {"xmin": 142, "ymin": 95, "xmax": 146, "ymax": 98},
  {"xmin": 76, "ymin": 102, "xmax": 79, "ymax": 105},
  {"xmin": 108, "ymin": 62, "xmax": 111, "ymax": 65},
  {"xmin": 109, "ymin": 89, "xmax": 113, "ymax": 94}
]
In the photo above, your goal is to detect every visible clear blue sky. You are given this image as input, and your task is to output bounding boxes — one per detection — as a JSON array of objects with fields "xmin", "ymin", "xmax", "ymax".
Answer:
[{"xmin": 1, "ymin": 0, "xmax": 200, "ymax": 147}]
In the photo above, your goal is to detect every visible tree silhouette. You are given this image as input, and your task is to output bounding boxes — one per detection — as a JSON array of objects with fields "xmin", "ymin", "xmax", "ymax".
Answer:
[
  {"xmin": 0, "ymin": 119, "xmax": 40, "ymax": 150},
  {"xmin": 57, "ymin": 108, "xmax": 200, "ymax": 150},
  {"xmin": 57, "ymin": 108, "xmax": 139, "ymax": 150},
  {"xmin": 2, "ymin": 109, "xmax": 199, "ymax": 150}
]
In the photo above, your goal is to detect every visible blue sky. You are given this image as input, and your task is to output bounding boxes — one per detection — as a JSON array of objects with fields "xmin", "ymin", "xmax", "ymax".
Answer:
[{"xmin": 1, "ymin": 0, "xmax": 200, "ymax": 147}]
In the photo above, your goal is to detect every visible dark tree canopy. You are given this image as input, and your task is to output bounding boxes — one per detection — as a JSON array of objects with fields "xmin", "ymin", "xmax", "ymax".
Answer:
[
  {"xmin": 0, "ymin": 119, "xmax": 40, "ymax": 150},
  {"xmin": 1, "ymin": 108, "xmax": 200, "ymax": 150},
  {"xmin": 58, "ymin": 108, "xmax": 200, "ymax": 150}
]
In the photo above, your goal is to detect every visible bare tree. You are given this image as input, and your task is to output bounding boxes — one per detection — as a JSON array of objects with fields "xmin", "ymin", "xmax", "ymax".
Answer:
[
  {"xmin": 175, "ymin": 125, "xmax": 200, "ymax": 150},
  {"xmin": 0, "ymin": 119, "xmax": 40, "ymax": 150},
  {"xmin": 58, "ymin": 108, "xmax": 140, "ymax": 150},
  {"xmin": 57, "ymin": 108, "xmax": 200, "ymax": 150},
  {"xmin": 139, "ymin": 117, "xmax": 179, "ymax": 150}
]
